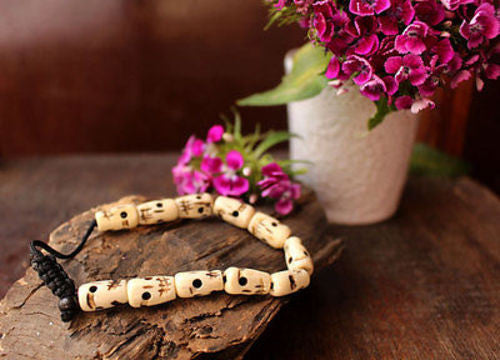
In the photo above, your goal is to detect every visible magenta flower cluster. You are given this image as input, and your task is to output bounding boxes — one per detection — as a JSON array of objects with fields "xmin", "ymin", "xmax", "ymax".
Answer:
[
  {"xmin": 172, "ymin": 125, "xmax": 302, "ymax": 215},
  {"xmin": 272, "ymin": 0, "xmax": 499, "ymax": 112}
]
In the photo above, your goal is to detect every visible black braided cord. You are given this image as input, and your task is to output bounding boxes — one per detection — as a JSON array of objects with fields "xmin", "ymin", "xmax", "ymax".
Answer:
[{"xmin": 29, "ymin": 219, "xmax": 97, "ymax": 322}]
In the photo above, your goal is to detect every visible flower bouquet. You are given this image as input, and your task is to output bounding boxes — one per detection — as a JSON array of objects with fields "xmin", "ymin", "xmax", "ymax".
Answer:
[
  {"xmin": 234, "ymin": 0, "xmax": 499, "ymax": 225},
  {"xmin": 239, "ymin": 0, "xmax": 499, "ymax": 128},
  {"xmin": 172, "ymin": 113, "xmax": 304, "ymax": 215}
]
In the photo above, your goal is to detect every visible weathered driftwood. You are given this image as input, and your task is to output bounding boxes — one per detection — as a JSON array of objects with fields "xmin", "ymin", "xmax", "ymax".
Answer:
[{"xmin": 0, "ymin": 190, "xmax": 343, "ymax": 359}]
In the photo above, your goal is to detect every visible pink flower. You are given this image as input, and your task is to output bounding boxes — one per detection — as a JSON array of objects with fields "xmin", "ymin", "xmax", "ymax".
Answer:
[
  {"xmin": 395, "ymin": 95, "xmax": 414, "ymax": 109},
  {"xmin": 342, "ymin": 55, "xmax": 373, "ymax": 85},
  {"xmin": 200, "ymin": 156, "xmax": 223, "ymax": 175},
  {"xmin": 485, "ymin": 63, "xmax": 500, "ymax": 80},
  {"xmin": 414, "ymin": 0, "xmax": 445, "ymax": 26},
  {"xmin": 213, "ymin": 150, "xmax": 249, "ymax": 197},
  {"xmin": 378, "ymin": 0, "xmax": 415, "ymax": 35},
  {"xmin": 395, "ymin": 21, "xmax": 429, "ymax": 55},
  {"xmin": 349, "ymin": 0, "xmax": 390, "ymax": 16},
  {"xmin": 325, "ymin": 56, "xmax": 341, "ymax": 79},
  {"xmin": 185, "ymin": 135, "xmax": 205, "ymax": 158},
  {"xmin": 172, "ymin": 165, "xmax": 210, "ymax": 195},
  {"xmin": 346, "ymin": 16, "xmax": 380, "ymax": 55},
  {"xmin": 430, "ymin": 38, "xmax": 455, "ymax": 64},
  {"xmin": 327, "ymin": 12, "xmax": 354, "ymax": 55},
  {"xmin": 459, "ymin": 3, "xmax": 499, "ymax": 49},
  {"xmin": 206, "ymin": 125, "xmax": 224, "ymax": 143},
  {"xmin": 313, "ymin": 0, "xmax": 335, "ymax": 43},
  {"xmin": 258, "ymin": 163, "xmax": 301, "ymax": 215},
  {"xmin": 273, "ymin": 0, "xmax": 287, "ymax": 10},
  {"xmin": 383, "ymin": 75, "xmax": 398, "ymax": 95},
  {"xmin": 440, "ymin": 0, "xmax": 474, "ymax": 11},
  {"xmin": 418, "ymin": 75, "xmax": 441, "ymax": 96},
  {"xmin": 450, "ymin": 70, "xmax": 472, "ymax": 88},
  {"xmin": 411, "ymin": 98, "xmax": 435, "ymax": 113},
  {"xmin": 384, "ymin": 54, "xmax": 428, "ymax": 85},
  {"xmin": 359, "ymin": 75, "xmax": 387, "ymax": 101}
]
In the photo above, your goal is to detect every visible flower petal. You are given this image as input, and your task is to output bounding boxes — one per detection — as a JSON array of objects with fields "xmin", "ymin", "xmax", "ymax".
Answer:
[
  {"xmin": 325, "ymin": 56, "xmax": 340, "ymax": 79},
  {"xmin": 384, "ymin": 56, "xmax": 403, "ymax": 73},
  {"xmin": 395, "ymin": 95, "xmax": 413, "ymax": 110},
  {"xmin": 200, "ymin": 156, "xmax": 223, "ymax": 174},
  {"xmin": 225, "ymin": 150, "xmax": 244, "ymax": 170},
  {"xmin": 207, "ymin": 125, "xmax": 224, "ymax": 143}
]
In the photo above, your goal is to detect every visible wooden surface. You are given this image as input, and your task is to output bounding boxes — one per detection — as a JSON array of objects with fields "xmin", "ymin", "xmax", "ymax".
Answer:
[
  {"xmin": 0, "ymin": 196, "xmax": 341, "ymax": 359},
  {"xmin": 0, "ymin": 154, "xmax": 499, "ymax": 359}
]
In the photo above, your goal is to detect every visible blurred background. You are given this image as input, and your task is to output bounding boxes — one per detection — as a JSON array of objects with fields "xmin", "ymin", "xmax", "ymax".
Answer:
[{"xmin": 0, "ymin": 0, "xmax": 498, "ymax": 192}]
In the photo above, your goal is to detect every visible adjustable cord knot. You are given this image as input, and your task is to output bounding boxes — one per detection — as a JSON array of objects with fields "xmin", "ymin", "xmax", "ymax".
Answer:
[{"xmin": 29, "ymin": 219, "xmax": 97, "ymax": 322}]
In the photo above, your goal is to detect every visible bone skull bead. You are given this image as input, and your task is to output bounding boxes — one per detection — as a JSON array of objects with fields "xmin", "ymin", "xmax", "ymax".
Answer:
[
  {"xmin": 224, "ymin": 267, "xmax": 271, "ymax": 295},
  {"xmin": 175, "ymin": 193, "xmax": 213, "ymax": 219},
  {"xmin": 213, "ymin": 196, "xmax": 256, "ymax": 229},
  {"xmin": 284, "ymin": 237, "xmax": 314, "ymax": 275},
  {"xmin": 269, "ymin": 269, "xmax": 310, "ymax": 297},
  {"xmin": 95, "ymin": 204, "xmax": 139, "ymax": 232},
  {"xmin": 248, "ymin": 212, "xmax": 291, "ymax": 249},
  {"xmin": 44, "ymin": 194, "xmax": 316, "ymax": 321},
  {"xmin": 137, "ymin": 199, "xmax": 179, "ymax": 225},
  {"xmin": 127, "ymin": 276, "xmax": 176, "ymax": 308},
  {"xmin": 78, "ymin": 280, "xmax": 128, "ymax": 311},
  {"xmin": 174, "ymin": 270, "xmax": 224, "ymax": 298}
]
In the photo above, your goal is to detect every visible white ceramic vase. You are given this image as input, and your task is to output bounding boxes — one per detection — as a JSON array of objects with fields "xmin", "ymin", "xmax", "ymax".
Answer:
[{"xmin": 285, "ymin": 53, "xmax": 418, "ymax": 225}]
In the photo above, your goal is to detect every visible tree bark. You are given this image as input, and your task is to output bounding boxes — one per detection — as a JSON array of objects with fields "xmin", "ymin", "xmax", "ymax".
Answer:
[{"xmin": 0, "ymin": 189, "xmax": 343, "ymax": 359}]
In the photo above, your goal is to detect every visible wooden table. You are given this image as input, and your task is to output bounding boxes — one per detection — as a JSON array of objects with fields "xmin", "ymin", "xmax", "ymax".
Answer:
[{"xmin": 1, "ymin": 154, "xmax": 498, "ymax": 359}]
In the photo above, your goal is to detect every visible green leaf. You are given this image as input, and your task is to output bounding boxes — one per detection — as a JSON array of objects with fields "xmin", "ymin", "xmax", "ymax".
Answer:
[
  {"xmin": 409, "ymin": 143, "xmax": 471, "ymax": 177},
  {"xmin": 231, "ymin": 107, "xmax": 242, "ymax": 141},
  {"xmin": 254, "ymin": 131, "xmax": 297, "ymax": 158},
  {"xmin": 367, "ymin": 96, "xmax": 392, "ymax": 130},
  {"xmin": 264, "ymin": 9, "xmax": 284, "ymax": 30},
  {"xmin": 237, "ymin": 42, "xmax": 330, "ymax": 106}
]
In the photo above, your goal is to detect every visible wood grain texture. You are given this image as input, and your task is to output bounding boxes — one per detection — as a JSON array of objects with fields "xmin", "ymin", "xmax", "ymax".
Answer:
[
  {"xmin": 247, "ymin": 176, "xmax": 500, "ymax": 359},
  {"xmin": 0, "ymin": 174, "xmax": 342, "ymax": 359},
  {"xmin": 0, "ymin": 155, "xmax": 499, "ymax": 359}
]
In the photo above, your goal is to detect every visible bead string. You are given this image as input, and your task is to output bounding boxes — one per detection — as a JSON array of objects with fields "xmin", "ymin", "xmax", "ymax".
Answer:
[{"xmin": 30, "ymin": 194, "xmax": 313, "ymax": 322}]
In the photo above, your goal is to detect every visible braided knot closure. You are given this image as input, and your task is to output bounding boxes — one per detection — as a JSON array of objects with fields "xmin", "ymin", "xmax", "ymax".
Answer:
[{"xmin": 30, "ymin": 249, "xmax": 79, "ymax": 322}]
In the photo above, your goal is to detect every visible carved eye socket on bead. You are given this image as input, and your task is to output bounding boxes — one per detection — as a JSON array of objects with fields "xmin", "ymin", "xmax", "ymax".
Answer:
[
  {"xmin": 232, "ymin": 211, "xmax": 239, "ymax": 217},
  {"xmin": 271, "ymin": 222, "xmax": 278, "ymax": 227},
  {"xmin": 196, "ymin": 195, "xmax": 202, "ymax": 200},
  {"xmin": 89, "ymin": 286, "xmax": 97, "ymax": 293},
  {"xmin": 120, "ymin": 211, "xmax": 128, "ymax": 219},
  {"xmin": 198, "ymin": 207, "xmax": 204, "ymax": 214},
  {"xmin": 238, "ymin": 277, "xmax": 248, "ymax": 286},
  {"xmin": 192, "ymin": 279, "xmax": 202, "ymax": 288},
  {"xmin": 142, "ymin": 291, "xmax": 151, "ymax": 300},
  {"xmin": 156, "ymin": 202, "xmax": 163, "ymax": 208}
]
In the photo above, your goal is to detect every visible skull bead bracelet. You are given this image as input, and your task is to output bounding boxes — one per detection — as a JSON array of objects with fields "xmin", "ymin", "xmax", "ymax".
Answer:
[{"xmin": 29, "ymin": 194, "xmax": 314, "ymax": 322}]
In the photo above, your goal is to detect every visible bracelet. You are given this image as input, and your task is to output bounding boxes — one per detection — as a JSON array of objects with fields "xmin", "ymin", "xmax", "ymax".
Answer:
[{"xmin": 29, "ymin": 194, "xmax": 314, "ymax": 322}]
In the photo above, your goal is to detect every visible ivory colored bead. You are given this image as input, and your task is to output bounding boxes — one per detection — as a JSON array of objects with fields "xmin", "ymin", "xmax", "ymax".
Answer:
[
  {"xmin": 247, "ymin": 212, "xmax": 291, "ymax": 249},
  {"xmin": 78, "ymin": 280, "xmax": 128, "ymax": 312},
  {"xmin": 127, "ymin": 276, "xmax": 176, "ymax": 308},
  {"xmin": 95, "ymin": 204, "xmax": 139, "ymax": 232},
  {"xmin": 175, "ymin": 193, "xmax": 213, "ymax": 219},
  {"xmin": 214, "ymin": 196, "xmax": 256, "ymax": 229},
  {"xmin": 224, "ymin": 267, "xmax": 271, "ymax": 295},
  {"xmin": 270, "ymin": 269, "xmax": 310, "ymax": 297},
  {"xmin": 174, "ymin": 270, "xmax": 224, "ymax": 298},
  {"xmin": 137, "ymin": 199, "xmax": 178, "ymax": 225},
  {"xmin": 284, "ymin": 237, "xmax": 314, "ymax": 275}
]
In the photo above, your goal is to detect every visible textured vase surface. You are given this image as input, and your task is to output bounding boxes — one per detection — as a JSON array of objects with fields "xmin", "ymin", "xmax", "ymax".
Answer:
[{"xmin": 286, "ymin": 56, "xmax": 418, "ymax": 224}]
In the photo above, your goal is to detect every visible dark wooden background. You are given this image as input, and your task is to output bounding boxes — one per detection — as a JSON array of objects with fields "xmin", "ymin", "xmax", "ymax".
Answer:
[{"xmin": 0, "ymin": 0, "xmax": 498, "ymax": 191}]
